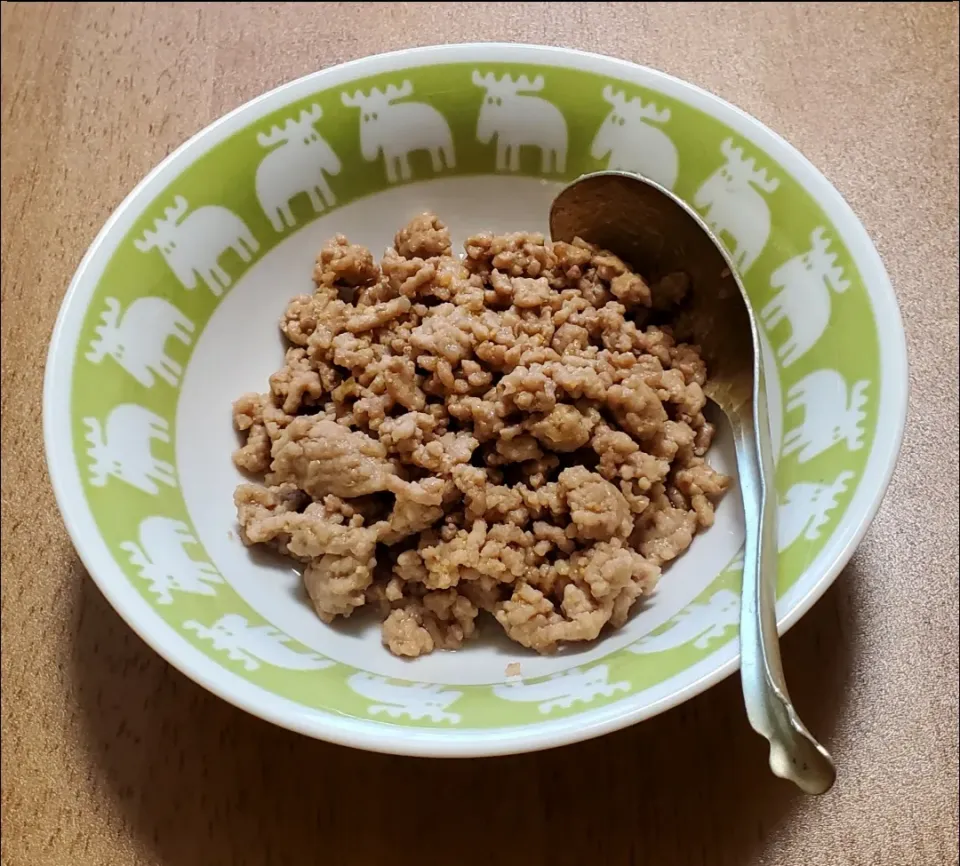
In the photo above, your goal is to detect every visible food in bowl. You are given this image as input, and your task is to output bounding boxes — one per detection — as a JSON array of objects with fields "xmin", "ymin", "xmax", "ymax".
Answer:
[
  {"xmin": 43, "ymin": 41, "xmax": 904, "ymax": 755},
  {"xmin": 232, "ymin": 213, "xmax": 730, "ymax": 657}
]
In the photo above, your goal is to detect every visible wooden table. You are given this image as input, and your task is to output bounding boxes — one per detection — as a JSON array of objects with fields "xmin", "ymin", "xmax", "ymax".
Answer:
[{"xmin": 2, "ymin": 4, "xmax": 957, "ymax": 864}]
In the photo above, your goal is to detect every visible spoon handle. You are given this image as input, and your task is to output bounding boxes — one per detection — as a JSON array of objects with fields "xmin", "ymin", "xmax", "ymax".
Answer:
[{"xmin": 733, "ymin": 376, "xmax": 837, "ymax": 796}]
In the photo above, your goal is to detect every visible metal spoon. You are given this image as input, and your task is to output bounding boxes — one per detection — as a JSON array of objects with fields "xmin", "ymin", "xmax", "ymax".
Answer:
[{"xmin": 549, "ymin": 171, "xmax": 836, "ymax": 795}]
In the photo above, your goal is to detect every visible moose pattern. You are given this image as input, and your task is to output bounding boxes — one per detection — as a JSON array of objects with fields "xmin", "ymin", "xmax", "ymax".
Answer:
[
  {"xmin": 341, "ymin": 81, "xmax": 455, "ymax": 184},
  {"xmin": 134, "ymin": 196, "xmax": 259, "ymax": 296},
  {"xmin": 783, "ymin": 370, "xmax": 870, "ymax": 464},
  {"xmin": 74, "ymin": 68, "xmax": 878, "ymax": 722},
  {"xmin": 255, "ymin": 104, "xmax": 342, "ymax": 231},
  {"xmin": 86, "ymin": 296, "xmax": 194, "ymax": 388},
  {"xmin": 492, "ymin": 665, "xmax": 629, "ymax": 714},
  {"xmin": 346, "ymin": 673, "xmax": 463, "ymax": 723},
  {"xmin": 628, "ymin": 590, "xmax": 741, "ymax": 655},
  {"xmin": 84, "ymin": 404, "xmax": 175, "ymax": 495},
  {"xmin": 591, "ymin": 86, "xmax": 678, "ymax": 189},
  {"xmin": 778, "ymin": 471, "xmax": 855, "ymax": 552},
  {"xmin": 472, "ymin": 72, "xmax": 567, "ymax": 173},
  {"xmin": 761, "ymin": 227, "xmax": 852, "ymax": 367},
  {"xmin": 694, "ymin": 138, "xmax": 780, "ymax": 273},
  {"xmin": 121, "ymin": 517, "xmax": 223, "ymax": 604},
  {"xmin": 183, "ymin": 614, "xmax": 334, "ymax": 671}
]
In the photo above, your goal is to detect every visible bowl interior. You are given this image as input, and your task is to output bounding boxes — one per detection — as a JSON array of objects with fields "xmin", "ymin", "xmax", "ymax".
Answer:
[{"xmin": 48, "ymin": 45, "xmax": 899, "ymax": 752}]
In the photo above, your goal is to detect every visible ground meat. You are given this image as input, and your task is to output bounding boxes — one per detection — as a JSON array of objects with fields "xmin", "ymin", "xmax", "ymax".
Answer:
[
  {"xmin": 393, "ymin": 212, "xmax": 453, "ymax": 260},
  {"xmin": 232, "ymin": 393, "xmax": 272, "ymax": 473},
  {"xmin": 303, "ymin": 551, "xmax": 375, "ymax": 622},
  {"xmin": 559, "ymin": 466, "xmax": 633, "ymax": 541},
  {"xmin": 313, "ymin": 234, "xmax": 379, "ymax": 289},
  {"xmin": 233, "ymin": 213, "xmax": 730, "ymax": 657},
  {"xmin": 268, "ymin": 417, "xmax": 398, "ymax": 499}
]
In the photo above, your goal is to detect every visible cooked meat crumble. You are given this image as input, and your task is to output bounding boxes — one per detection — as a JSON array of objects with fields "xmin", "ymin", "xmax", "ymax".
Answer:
[{"xmin": 233, "ymin": 213, "xmax": 729, "ymax": 657}]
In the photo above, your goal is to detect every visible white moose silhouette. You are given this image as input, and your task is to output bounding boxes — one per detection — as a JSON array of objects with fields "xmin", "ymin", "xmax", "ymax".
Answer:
[
  {"xmin": 591, "ymin": 86, "xmax": 678, "ymax": 189},
  {"xmin": 693, "ymin": 138, "xmax": 780, "ymax": 273},
  {"xmin": 346, "ymin": 673, "xmax": 463, "ymax": 723},
  {"xmin": 85, "ymin": 296, "xmax": 194, "ymax": 388},
  {"xmin": 492, "ymin": 665, "xmax": 629, "ymax": 714},
  {"xmin": 783, "ymin": 370, "xmax": 869, "ymax": 463},
  {"xmin": 183, "ymin": 614, "xmax": 334, "ymax": 671},
  {"xmin": 628, "ymin": 589, "xmax": 740, "ymax": 655},
  {"xmin": 472, "ymin": 71, "xmax": 568, "ymax": 174},
  {"xmin": 761, "ymin": 227, "xmax": 852, "ymax": 367},
  {"xmin": 255, "ymin": 104, "xmax": 342, "ymax": 232},
  {"xmin": 778, "ymin": 471, "xmax": 854, "ymax": 552},
  {"xmin": 340, "ymin": 81, "xmax": 455, "ymax": 184},
  {"xmin": 120, "ymin": 517, "xmax": 222, "ymax": 604},
  {"xmin": 84, "ymin": 404, "xmax": 175, "ymax": 494},
  {"xmin": 134, "ymin": 196, "xmax": 259, "ymax": 296}
]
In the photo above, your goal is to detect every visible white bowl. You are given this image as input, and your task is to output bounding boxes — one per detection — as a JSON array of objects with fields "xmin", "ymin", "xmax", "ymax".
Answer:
[{"xmin": 44, "ymin": 43, "xmax": 907, "ymax": 756}]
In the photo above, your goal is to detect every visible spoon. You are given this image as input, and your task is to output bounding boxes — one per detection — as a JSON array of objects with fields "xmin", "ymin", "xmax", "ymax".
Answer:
[{"xmin": 549, "ymin": 171, "xmax": 837, "ymax": 796}]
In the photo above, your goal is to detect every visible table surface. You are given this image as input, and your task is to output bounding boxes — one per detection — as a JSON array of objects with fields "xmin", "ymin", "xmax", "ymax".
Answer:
[{"xmin": 2, "ymin": 3, "xmax": 958, "ymax": 865}]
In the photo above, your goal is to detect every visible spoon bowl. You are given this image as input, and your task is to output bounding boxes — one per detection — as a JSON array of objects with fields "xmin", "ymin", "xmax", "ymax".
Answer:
[{"xmin": 550, "ymin": 171, "xmax": 837, "ymax": 795}]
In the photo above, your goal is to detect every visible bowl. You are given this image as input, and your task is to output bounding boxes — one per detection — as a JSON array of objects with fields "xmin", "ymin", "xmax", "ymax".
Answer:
[{"xmin": 44, "ymin": 43, "xmax": 907, "ymax": 756}]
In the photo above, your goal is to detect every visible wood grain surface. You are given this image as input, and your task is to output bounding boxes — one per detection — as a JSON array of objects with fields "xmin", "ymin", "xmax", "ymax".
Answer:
[{"xmin": 2, "ymin": 4, "xmax": 958, "ymax": 865}]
